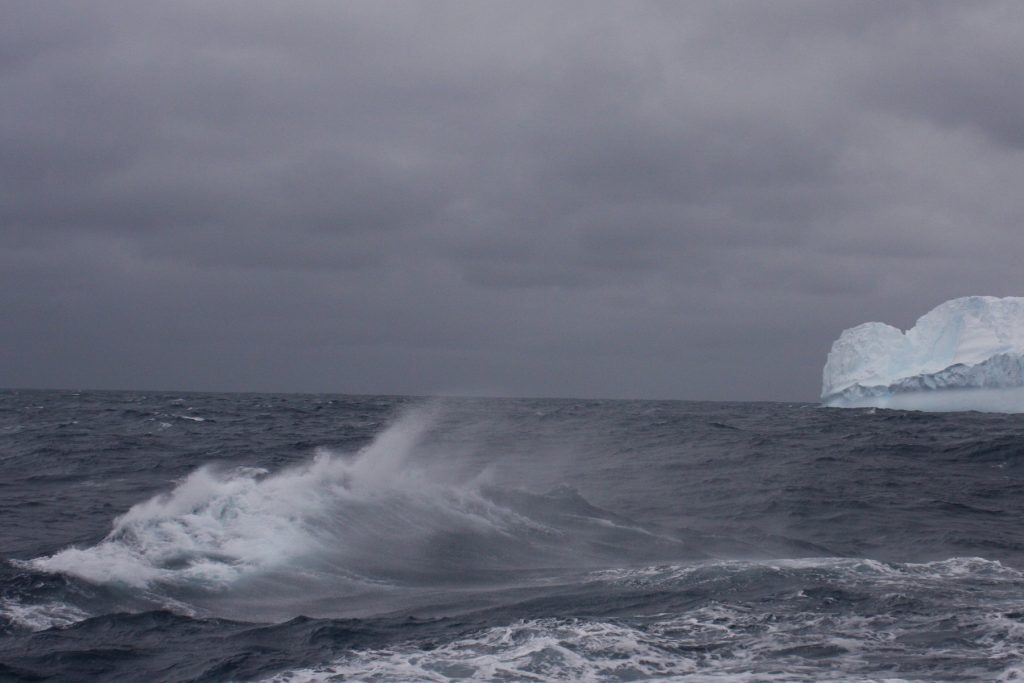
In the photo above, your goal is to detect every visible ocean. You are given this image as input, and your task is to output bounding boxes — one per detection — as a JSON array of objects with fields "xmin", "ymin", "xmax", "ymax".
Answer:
[{"xmin": 2, "ymin": 390, "xmax": 1024, "ymax": 682}]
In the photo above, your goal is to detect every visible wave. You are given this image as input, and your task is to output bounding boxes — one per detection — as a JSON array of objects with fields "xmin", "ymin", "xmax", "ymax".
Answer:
[
  {"xmin": 261, "ymin": 557, "xmax": 1024, "ymax": 683},
  {"xmin": 26, "ymin": 406, "xmax": 705, "ymax": 620},
  {"xmin": 0, "ymin": 597, "xmax": 88, "ymax": 632},
  {"xmin": 7, "ymin": 554, "xmax": 1023, "ymax": 682}
]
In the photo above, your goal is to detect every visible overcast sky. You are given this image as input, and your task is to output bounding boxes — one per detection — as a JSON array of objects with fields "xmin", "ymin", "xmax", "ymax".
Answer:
[{"xmin": 3, "ymin": 1, "xmax": 1023, "ymax": 401}]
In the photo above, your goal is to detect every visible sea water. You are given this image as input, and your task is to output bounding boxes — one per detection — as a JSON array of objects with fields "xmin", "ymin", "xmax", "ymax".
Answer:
[{"xmin": 2, "ymin": 390, "xmax": 1024, "ymax": 681}]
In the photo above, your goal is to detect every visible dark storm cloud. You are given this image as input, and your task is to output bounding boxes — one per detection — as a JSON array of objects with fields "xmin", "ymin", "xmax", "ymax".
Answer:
[{"xmin": 3, "ymin": 1, "xmax": 1024, "ymax": 399}]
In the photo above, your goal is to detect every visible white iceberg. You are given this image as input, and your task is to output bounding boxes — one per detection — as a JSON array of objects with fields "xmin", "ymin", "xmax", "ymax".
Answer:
[{"xmin": 822, "ymin": 296, "xmax": 1024, "ymax": 412}]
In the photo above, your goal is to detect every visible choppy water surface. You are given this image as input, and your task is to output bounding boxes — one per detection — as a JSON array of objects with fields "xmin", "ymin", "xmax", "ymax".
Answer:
[{"xmin": 2, "ymin": 391, "xmax": 1024, "ymax": 681}]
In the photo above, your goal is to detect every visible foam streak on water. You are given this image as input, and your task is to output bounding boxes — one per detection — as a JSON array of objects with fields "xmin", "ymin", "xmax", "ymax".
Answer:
[{"xmin": 265, "ymin": 558, "xmax": 1024, "ymax": 682}]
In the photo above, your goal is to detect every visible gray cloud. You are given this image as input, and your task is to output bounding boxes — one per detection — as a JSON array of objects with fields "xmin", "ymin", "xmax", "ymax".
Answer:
[{"xmin": 3, "ymin": 1, "xmax": 1024, "ymax": 400}]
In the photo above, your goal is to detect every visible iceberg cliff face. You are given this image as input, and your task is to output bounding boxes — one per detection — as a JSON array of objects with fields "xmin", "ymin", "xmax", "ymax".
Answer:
[{"xmin": 822, "ymin": 296, "xmax": 1024, "ymax": 411}]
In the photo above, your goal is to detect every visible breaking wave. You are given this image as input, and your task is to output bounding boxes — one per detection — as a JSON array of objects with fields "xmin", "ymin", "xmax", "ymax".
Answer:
[{"xmin": 27, "ymin": 406, "xmax": 702, "ymax": 621}]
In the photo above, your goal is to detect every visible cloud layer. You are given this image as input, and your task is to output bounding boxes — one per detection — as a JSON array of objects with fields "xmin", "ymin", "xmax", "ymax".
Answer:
[{"xmin": 4, "ymin": 1, "xmax": 1024, "ymax": 400}]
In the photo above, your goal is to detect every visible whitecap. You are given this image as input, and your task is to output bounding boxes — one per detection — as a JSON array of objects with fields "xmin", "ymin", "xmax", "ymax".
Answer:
[{"xmin": 0, "ymin": 598, "xmax": 89, "ymax": 632}]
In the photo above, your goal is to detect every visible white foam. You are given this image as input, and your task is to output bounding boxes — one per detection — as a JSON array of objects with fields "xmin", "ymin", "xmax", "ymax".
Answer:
[
  {"xmin": 258, "ymin": 606, "xmax": 940, "ymax": 683},
  {"xmin": 262, "ymin": 557, "xmax": 1024, "ymax": 683},
  {"xmin": 261, "ymin": 618, "xmax": 700, "ymax": 683},
  {"xmin": 0, "ymin": 598, "xmax": 89, "ymax": 631}
]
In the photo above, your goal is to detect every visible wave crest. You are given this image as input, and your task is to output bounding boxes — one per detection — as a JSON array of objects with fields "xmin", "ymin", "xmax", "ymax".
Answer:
[{"xmin": 29, "ymin": 406, "xmax": 701, "ymax": 620}]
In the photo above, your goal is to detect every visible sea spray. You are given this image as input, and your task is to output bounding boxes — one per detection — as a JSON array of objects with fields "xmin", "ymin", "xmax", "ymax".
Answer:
[
  {"xmin": 29, "ymin": 403, "xmax": 692, "ymax": 613},
  {"xmin": 31, "ymin": 406, "xmax": 441, "ymax": 589}
]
